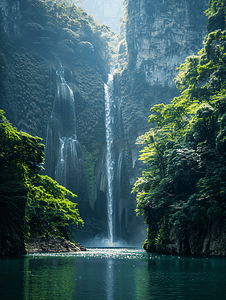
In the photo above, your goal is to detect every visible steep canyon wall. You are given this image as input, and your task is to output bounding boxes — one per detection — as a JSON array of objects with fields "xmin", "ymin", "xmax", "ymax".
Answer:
[
  {"xmin": 112, "ymin": 0, "xmax": 209, "ymax": 244},
  {"xmin": 0, "ymin": 0, "xmax": 209, "ymax": 246}
]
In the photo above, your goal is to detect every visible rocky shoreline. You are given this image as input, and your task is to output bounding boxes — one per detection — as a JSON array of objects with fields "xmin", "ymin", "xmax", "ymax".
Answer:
[{"xmin": 26, "ymin": 235, "xmax": 86, "ymax": 253}]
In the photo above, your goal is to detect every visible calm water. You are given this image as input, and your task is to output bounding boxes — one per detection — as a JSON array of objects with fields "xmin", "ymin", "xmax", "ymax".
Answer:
[{"xmin": 1, "ymin": 248, "xmax": 226, "ymax": 300}]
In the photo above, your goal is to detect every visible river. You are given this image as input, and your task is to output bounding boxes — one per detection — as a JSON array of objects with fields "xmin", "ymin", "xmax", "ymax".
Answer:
[{"xmin": 1, "ymin": 248, "xmax": 226, "ymax": 300}]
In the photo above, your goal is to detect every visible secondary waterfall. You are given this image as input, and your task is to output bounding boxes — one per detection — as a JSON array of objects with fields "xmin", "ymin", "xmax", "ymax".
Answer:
[
  {"xmin": 45, "ymin": 66, "xmax": 83, "ymax": 192},
  {"xmin": 105, "ymin": 73, "xmax": 114, "ymax": 244}
]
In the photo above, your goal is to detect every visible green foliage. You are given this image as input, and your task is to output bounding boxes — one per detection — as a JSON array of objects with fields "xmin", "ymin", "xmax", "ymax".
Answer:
[
  {"xmin": 0, "ymin": 110, "xmax": 45, "ymax": 179},
  {"xmin": 143, "ymin": 228, "xmax": 155, "ymax": 252},
  {"xmin": 205, "ymin": 0, "xmax": 226, "ymax": 17},
  {"xmin": 27, "ymin": 175, "xmax": 84, "ymax": 240},
  {"xmin": 155, "ymin": 217, "xmax": 170, "ymax": 252},
  {"xmin": 0, "ymin": 110, "xmax": 83, "ymax": 249},
  {"xmin": 0, "ymin": 109, "xmax": 44, "ymax": 254},
  {"xmin": 20, "ymin": 0, "xmax": 113, "ymax": 71},
  {"xmin": 0, "ymin": 110, "xmax": 44, "ymax": 221},
  {"xmin": 205, "ymin": 0, "xmax": 226, "ymax": 32},
  {"xmin": 133, "ymin": 25, "xmax": 226, "ymax": 250}
]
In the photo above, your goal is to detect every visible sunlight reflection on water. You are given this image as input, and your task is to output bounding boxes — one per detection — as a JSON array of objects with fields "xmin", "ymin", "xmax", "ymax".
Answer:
[
  {"xmin": 1, "ymin": 248, "xmax": 226, "ymax": 300},
  {"xmin": 26, "ymin": 248, "xmax": 148, "ymax": 260}
]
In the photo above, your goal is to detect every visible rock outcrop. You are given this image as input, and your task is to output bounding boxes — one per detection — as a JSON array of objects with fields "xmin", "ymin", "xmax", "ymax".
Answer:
[
  {"xmin": 145, "ymin": 218, "xmax": 226, "ymax": 256},
  {"xmin": 120, "ymin": 0, "xmax": 209, "ymax": 135},
  {"xmin": 26, "ymin": 235, "xmax": 86, "ymax": 253}
]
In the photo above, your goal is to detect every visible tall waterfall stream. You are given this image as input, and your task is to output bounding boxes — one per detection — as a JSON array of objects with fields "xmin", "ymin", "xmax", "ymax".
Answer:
[
  {"xmin": 105, "ymin": 73, "xmax": 114, "ymax": 244},
  {"xmin": 104, "ymin": 70, "xmax": 127, "ymax": 247}
]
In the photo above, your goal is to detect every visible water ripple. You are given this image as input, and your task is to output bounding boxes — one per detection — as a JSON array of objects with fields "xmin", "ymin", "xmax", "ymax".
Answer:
[{"xmin": 26, "ymin": 248, "xmax": 149, "ymax": 260}]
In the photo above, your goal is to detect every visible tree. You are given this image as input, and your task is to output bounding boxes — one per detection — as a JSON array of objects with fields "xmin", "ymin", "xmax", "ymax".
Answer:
[{"xmin": 27, "ymin": 175, "xmax": 84, "ymax": 240}]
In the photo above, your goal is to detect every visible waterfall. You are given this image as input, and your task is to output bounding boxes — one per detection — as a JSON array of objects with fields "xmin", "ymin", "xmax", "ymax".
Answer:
[
  {"xmin": 105, "ymin": 73, "xmax": 114, "ymax": 244},
  {"xmin": 45, "ymin": 66, "xmax": 83, "ymax": 191},
  {"xmin": 101, "ymin": 69, "xmax": 128, "ymax": 247}
]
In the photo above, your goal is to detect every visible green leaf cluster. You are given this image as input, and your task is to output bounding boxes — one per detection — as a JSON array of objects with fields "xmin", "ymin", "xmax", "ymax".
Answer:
[
  {"xmin": 205, "ymin": 0, "xmax": 226, "ymax": 17},
  {"xmin": 27, "ymin": 175, "xmax": 84, "ymax": 240},
  {"xmin": 132, "ymin": 28, "xmax": 226, "ymax": 250}
]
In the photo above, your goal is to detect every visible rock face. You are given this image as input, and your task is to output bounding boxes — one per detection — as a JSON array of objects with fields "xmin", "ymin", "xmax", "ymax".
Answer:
[
  {"xmin": 109, "ymin": 0, "xmax": 209, "ymax": 244},
  {"xmin": 128, "ymin": 0, "xmax": 208, "ymax": 86},
  {"xmin": 148, "ymin": 219, "xmax": 226, "ymax": 256},
  {"xmin": 0, "ymin": 214, "xmax": 27, "ymax": 256},
  {"xmin": 26, "ymin": 235, "xmax": 86, "ymax": 253},
  {"xmin": 120, "ymin": 0, "xmax": 209, "ymax": 135}
]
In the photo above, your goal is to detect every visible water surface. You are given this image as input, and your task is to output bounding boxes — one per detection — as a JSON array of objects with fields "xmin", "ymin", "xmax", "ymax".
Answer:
[{"xmin": 1, "ymin": 248, "xmax": 226, "ymax": 300}]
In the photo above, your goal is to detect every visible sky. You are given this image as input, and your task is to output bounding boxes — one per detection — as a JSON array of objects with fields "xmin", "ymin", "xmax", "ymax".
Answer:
[{"xmin": 78, "ymin": 0, "xmax": 124, "ymax": 34}]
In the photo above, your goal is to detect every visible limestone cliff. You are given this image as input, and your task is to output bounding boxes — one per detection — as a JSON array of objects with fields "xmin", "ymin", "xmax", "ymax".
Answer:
[
  {"xmin": 110, "ymin": 0, "xmax": 209, "ymax": 244},
  {"xmin": 127, "ymin": 0, "xmax": 226, "ymax": 256},
  {"xmin": 120, "ymin": 0, "xmax": 208, "ymax": 135}
]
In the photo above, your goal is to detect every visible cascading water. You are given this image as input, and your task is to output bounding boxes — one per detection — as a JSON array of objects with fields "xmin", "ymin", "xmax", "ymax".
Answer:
[
  {"xmin": 55, "ymin": 137, "xmax": 66, "ymax": 187},
  {"xmin": 45, "ymin": 66, "xmax": 83, "ymax": 192},
  {"xmin": 86, "ymin": 69, "xmax": 127, "ymax": 247},
  {"xmin": 105, "ymin": 73, "xmax": 114, "ymax": 245}
]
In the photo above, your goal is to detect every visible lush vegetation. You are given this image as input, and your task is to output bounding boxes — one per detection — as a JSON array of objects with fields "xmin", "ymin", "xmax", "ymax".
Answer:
[
  {"xmin": 206, "ymin": 0, "xmax": 225, "ymax": 16},
  {"xmin": 17, "ymin": 0, "xmax": 114, "ymax": 70},
  {"xmin": 27, "ymin": 175, "xmax": 84, "ymax": 241},
  {"xmin": 0, "ymin": 110, "xmax": 83, "ymax": 254},
  {"xmin": 132, "ymin": 3, "xmax": 226, "ymax": 252},
  {"xmin": 0, "ymin": 0, "xmax": 114, "ymax": 140},
  {"xmin": 0, "ymin": 0, "xmax": 116, "ymax": 238}
]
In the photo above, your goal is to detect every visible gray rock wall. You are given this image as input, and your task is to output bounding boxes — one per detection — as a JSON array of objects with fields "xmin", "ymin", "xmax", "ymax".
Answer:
[
  {"xmin": 121, "ymin": 0, "xmax": 209, "ymax": 135},
  {"xmin": 0, "ymin": 0, "xmax": 109, "ymax": 242},
  {"xmin": 162, "ymin": 219, "xmax": 226, "ymax": 256},
  {"xmin": 127, "ymin": 0, "xmax": 208, "ymax": 86},
  {"xmin": 112, "ymin": 0, "xmax": 209, "ymax": 245}
]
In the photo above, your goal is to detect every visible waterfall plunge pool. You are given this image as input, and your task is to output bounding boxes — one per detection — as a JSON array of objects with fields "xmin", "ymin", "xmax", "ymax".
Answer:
[{"xmin": 1, "ymin": 248, "xmax": 226, "ymax": 300}]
